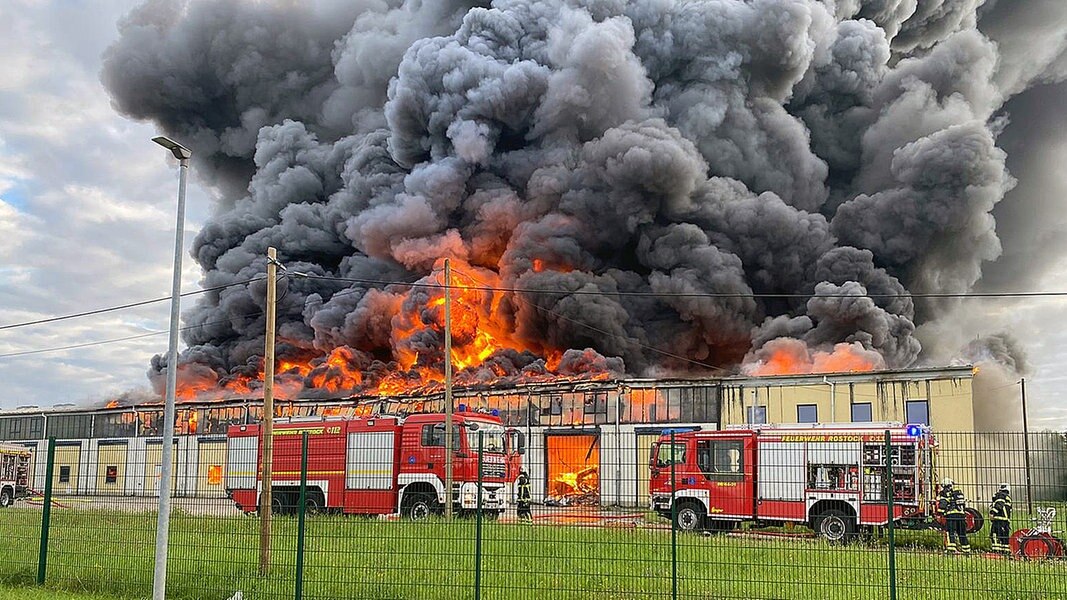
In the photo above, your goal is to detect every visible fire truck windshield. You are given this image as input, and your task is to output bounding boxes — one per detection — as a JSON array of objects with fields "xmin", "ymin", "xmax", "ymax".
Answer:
[{"xmin": 467, "ymin": 424, "xmax": 506, "ymax": 453}]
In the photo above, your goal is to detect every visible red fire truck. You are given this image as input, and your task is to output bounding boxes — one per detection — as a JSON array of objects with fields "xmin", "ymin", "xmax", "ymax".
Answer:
[
  {"xmin": 649, "ymin": 424, "xmax": 977, "ymax": 541},
  {"xmin": 226, "ymin": 412, "xmax": 525, "ymax": 519},
  {"xmin": 0, "ymin": 443, "xmax": 31, "ymax": 508}
]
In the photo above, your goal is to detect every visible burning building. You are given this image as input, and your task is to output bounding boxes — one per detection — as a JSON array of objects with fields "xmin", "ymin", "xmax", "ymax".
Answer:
[{"xmin": 3, "ymin": 365, "xmax": 1020, "ymax": 507}]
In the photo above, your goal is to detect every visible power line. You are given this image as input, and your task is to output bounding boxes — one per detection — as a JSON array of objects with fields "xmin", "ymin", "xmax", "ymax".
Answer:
[
  {"xmin": 298, "ymin": 273, "xmax": 1067, "ymax": 300},
  {"xmin": 0, "ymin": 276, "xmax": 266, "ymax": 332},
  {"xmin": 0, "ymin": 308, "xmax": 270, "ymax": 360},
  {"xmin": 0, "ymin": 331, "xmax": 165, "ymax": 359}
]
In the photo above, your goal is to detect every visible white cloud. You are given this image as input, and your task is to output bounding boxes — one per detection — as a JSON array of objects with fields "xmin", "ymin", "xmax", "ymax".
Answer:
[{"xmin": 0, "ymin": 0, "xmax": 209, "ymax": 410}]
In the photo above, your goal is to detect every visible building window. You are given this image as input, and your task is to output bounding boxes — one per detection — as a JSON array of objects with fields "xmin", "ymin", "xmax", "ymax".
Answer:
[
  {"xmin": 549, "ymin": 395, "xmax": 563, "ymax": 416},
  {"xmin": 851, "ymin": 403, "xmax": 873, "ymax": 423},
  {"xmin": 526, "ymin": 400, "xmax": 541, "ymax": 427},
  {"xmin": 583, "ymin": 392, "xmax": 608, "ymax": 415},
  {"xmin": 906, "ymin": 400, "xmax": 930, "ymax": 426},
  {"xmin": 797, "ymin": 404, "xmax": 818, "ymax": 423},
  {"xmin": 59, "ymin": 466, "xmax": 71, "ymax": 483},
  {"xmin": 746, "ymin": 405, "xmax": 767, "ymax": 425},
  {"xmin": 105, "ymin": 466, "xmax": 118, "ymax": 484}
]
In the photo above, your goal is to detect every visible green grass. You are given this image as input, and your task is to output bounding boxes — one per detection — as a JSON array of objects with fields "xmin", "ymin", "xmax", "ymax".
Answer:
[
  {"xmin": 0, "ymin": 586, "xmax": 134, "ymax": 600},
  {"xmin": 0, "ymin": 507, "xmax": 1063, "ymax": 600}
]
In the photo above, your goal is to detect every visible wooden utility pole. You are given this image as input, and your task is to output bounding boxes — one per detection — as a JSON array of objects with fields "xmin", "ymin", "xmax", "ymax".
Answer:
[
  {"xmin": 260, "ymin": 246, "xmax": 278, "ymax": 575},
  {"xmin": 444, "ymin": 258, "xmax": 454, "ymax": 518}
]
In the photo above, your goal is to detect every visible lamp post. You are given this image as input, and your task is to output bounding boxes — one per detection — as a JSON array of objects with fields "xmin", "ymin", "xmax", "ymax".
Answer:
[
  {"xmin": 151, "ymin": 135, "xmax": 191, "ymax": 600},
  {"xmin": 1019, "ymin": 378, "xmax": 1033, "ymax": 513}
]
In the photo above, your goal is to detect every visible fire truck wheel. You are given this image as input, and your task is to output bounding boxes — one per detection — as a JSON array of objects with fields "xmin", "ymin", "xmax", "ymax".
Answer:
[
  {"xmin": 815, "ymin": 510, "xmax": 855, "ymax": 543},
  {"xmin": 405, "ymin": 494, "xmax": 436, "ymax": 521},
  {"xmin": 303, "ymin": 492, "xmax": 324, "ymax": 515},
  {"xmin": 673, "ymin": 503, "xmax": 705, "ymax": 532},
  {"xmin": 270, "ymin": 493, "xmax": 289, "ymax": 516},
  {"xmin": 0, "ymin": 488, "xmax": 11, "ymax": 508}
]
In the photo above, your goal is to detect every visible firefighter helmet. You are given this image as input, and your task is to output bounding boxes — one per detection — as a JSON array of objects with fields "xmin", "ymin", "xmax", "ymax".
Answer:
[
  {"xmin": 999, "ymin": 483, "xmax": 1010, "ymax": 492},
  {"xmin": 941, "ymin": 477, "xmax": 954, "ymax": 488}
]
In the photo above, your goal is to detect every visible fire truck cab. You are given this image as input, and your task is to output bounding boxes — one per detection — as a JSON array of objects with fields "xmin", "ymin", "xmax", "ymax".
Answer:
[
  {"xmin": 649, "ymin": 424, "xmax": 936, "ymax": 541},
  {"xmin": 0, "ymin": 443, "xmax": 32, "ymax": 508},
  {"xmin": 226, "ymin": 412, "xmax": 525, "ymax": 519}
]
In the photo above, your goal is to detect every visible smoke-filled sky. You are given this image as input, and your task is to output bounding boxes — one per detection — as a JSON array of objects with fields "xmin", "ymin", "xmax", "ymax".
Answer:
[{"xmin": 1, "ymin": 0, "xmax": 1066, "ymax": 428}]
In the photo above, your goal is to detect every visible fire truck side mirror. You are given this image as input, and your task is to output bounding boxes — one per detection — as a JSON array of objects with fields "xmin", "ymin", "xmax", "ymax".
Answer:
[
  {"xmin": 649, "ymin": 442, "xmax": 659, "ymax": 468},
  {"xmin": 507, "ymin": 429, "xmax": 526, "ymax": 455}
]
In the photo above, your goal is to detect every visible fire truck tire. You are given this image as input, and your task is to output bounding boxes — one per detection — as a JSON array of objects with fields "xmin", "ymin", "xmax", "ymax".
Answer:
[
  {"xmin": 303, "ymin": 492, "xmax": 324, "ymax": 515},
  {"xmin": 815, "ymin": 510, "xmax": 855, "ymax": 543},
  {"xmin": 673, "ymin": 503, "xmax": 705, "ymax": 532},
  {"xmin": 0, "ymin": 488, "xmax": 11, "ymax": 508},
  {"xmin": 405, "ymin": 494, "xmax": 436, "ymax": 521},
  {"xmin": 964, "ymin": 508, "xmax": 985, "ymax": 534},
  {"xmin": 270, "ymin": 492, "xmax": 289, "ymax": 516}
]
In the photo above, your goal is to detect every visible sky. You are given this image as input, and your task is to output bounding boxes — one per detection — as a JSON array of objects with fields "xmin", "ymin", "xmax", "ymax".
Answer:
[{"xmin": 0, "ymin": 0, "xmax": 1066, "ymax": 430}]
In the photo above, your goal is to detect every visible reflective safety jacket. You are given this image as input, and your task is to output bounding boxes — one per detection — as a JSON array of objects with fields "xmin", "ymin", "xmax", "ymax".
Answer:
[
  {"xmin": 938, "ymin": 487, "xmax": 966, "ymax": 515},
  {"xmin": 990, "ymin": 491, "xmax": 1012, "ymax": 521},
  {"xmin": 517, "ymin": 476, "xmax": 532, "ymax": 502}
]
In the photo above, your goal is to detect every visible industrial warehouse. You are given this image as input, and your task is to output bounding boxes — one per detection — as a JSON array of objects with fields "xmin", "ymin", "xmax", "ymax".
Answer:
[{"xmin": 7, "ymin": 365, "xmax": 1055, "ymax": 507}]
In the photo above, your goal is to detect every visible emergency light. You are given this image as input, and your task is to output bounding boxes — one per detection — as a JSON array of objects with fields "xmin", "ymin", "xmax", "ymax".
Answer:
[
  {"xmin": 906, "ymin": 424, "xmax": 922, "ymax": 437},
  {"xmin": 458, "ymin": 404, "xmax": 467, "ymax": 412}
]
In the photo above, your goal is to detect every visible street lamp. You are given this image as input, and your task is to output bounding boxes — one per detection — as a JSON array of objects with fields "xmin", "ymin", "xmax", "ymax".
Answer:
[
  {"xmin": 151, "ymin": 135, "xmax": 190, "ymax": 600},
  {"xmin": 1019, "ymin": 378, "xmax": 1033, "ymax": 514}
]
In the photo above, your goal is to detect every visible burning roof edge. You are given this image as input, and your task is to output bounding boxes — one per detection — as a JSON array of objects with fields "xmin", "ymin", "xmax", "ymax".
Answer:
[{"xmin": 0, "ymin": 365, "xmax": 976, "ymax": 417}]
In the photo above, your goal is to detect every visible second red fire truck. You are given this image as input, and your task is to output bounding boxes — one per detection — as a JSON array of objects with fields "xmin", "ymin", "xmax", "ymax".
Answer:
[
  {"xmin": 226, "ymin": 411, "xmax": 525, "ymax": 519},
  {"xmin": 649, "ymin": 424, "xmax": 980, "ymax": 541},
  {"xmin": 0, "ymin": 443, "xmax": 31, "ymax": 508}
]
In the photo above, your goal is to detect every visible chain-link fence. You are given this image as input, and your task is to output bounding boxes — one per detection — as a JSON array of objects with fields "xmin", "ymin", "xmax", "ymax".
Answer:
[{"xmin": 0, "ymin": 425, "xmax": 1064, "ymax": 599}]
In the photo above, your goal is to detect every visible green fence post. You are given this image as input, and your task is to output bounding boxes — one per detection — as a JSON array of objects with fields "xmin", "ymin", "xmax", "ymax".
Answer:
[
  {"xmin": 295, "ymin": 431, "xmax": 308, "ymax": 600},
  {"xmin": 36, "ymin": 437, "xmax": 56, "ymax": 586},
  {"xmin": 475, "ymin": 430, "xmax": 484, "ymax": 600},
  {"xmin": 670, "ymin": 430, "xmax": 677, "ymax": 600},
  {"xmin": 885, "ymin": 430, "xmax": 897, "ymax": 600}
]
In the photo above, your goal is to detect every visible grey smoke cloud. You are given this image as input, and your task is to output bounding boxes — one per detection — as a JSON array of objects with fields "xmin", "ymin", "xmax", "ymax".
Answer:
[{"xmin": 97, "ymin": 0, "xmax": 1064, "ymax": 397}]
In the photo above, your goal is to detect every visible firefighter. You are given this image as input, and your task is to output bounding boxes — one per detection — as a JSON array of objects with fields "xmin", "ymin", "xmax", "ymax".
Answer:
[
  {"xmin": 938, "ymin": 478, "xmax": 971, "ymax": 554},
  {"xmin": 516, "ymin": 470, "xmax": 532, "ymax": 521},
  {"xmin": 989, "ymin": 483, "xmax": 1012, "ymax": 554}
]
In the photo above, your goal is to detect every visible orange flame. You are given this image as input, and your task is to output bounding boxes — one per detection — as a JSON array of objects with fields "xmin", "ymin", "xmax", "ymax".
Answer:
[
  {"xmin": 744, "ymin": 339, "xmax": 885, "ymax": 376},
  {"xmin": 170, "ymin": 257, "xmax": 618, "ymax": 402}
]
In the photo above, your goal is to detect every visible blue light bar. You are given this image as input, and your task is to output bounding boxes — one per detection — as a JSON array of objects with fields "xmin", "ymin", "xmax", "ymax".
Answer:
[
  {"xmin": 906, "ymin": 424, "xmax": 922, "ymax": 437},
  {"xmin": 458, "ymin": 404, "xmax": 466, "ymax": 413},
  {"xmin": 490, "ymin": 408, "xmax": 499, "ymax": 416}
]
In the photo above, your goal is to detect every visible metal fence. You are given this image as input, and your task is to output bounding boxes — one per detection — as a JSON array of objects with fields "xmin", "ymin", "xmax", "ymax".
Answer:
[{"xmin": 0, "ymin": 429, "xmax": 1064, "ymax": 600}]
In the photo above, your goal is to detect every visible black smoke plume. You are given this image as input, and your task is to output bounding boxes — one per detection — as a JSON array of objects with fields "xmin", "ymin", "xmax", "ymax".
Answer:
[{"xmin": 99, "ymin": 0, "xmax": 1066, "ymax": 398}]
